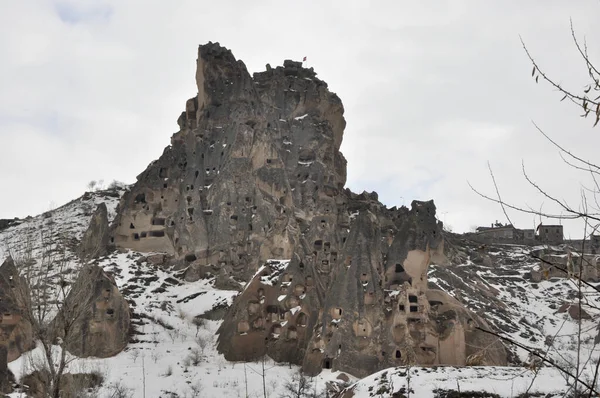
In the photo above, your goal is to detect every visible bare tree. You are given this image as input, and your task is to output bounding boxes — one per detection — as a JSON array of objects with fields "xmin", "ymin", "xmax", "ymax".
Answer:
[
  {"xmin": 279, "ymin": 371, "xmax": 310, "ymax": 398},
  {"xmin": 3, "ymin": 213, "xmax": 92, "ymax": 398},
  {"xmin": 470, "ymin": 19, "xmax": 600, "ymax": 397}
]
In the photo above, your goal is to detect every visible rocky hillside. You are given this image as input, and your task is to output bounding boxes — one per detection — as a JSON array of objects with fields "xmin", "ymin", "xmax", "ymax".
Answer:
[{"xmin": 0, "ymin": 42, "xmax": 599, "ymax": 397}]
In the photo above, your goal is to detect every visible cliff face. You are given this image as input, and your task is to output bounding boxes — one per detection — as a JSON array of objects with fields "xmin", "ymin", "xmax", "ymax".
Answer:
[{"xmin": 111, "ymin": 42, "xmax": 506, "ymax": 377}]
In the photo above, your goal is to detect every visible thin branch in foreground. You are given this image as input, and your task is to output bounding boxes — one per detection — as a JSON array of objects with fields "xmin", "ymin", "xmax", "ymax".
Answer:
[{"xmin": 475, "ymin": 326, "xmax": 599, "ymax": 395}]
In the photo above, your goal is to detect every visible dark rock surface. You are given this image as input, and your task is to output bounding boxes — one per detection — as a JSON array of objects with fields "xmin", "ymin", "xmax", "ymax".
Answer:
[
  {"xmin": 110, "ymin": 42, "xmax": 507, "ymax": 377},
  {"xmin": 78, "ymin": 203, "xmax": 110, "ymax": 261},
  {"xmin": 55, "ymin": 265, "xmax": 130, "ymax": 358}
]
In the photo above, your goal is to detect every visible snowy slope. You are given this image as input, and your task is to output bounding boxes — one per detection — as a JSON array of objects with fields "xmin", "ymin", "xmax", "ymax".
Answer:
[
  {"xmin": 2, "ymin": 189, "xmax": 346, "ymax": 397},
  {"xmin": 2, "ymin": 191, "xmax": 599, "ymax": 397},
  {"xmin": 335, "ymin": 366, "xmax": 574, "ymax": 397}
]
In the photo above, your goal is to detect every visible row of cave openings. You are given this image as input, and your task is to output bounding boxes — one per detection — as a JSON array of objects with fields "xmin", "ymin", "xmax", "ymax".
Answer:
[
  {"xmin": 98, "ymin": 286, "xmax": 116, "ymax": 320},
  {"xmin": 129, "ymin": 217, "xmax": 167, "ymax": 241}
]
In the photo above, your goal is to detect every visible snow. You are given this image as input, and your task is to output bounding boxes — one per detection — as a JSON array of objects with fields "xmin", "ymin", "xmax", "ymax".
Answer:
[
  {"xmin": 3, "ymin": 191, "xmax": 600, "ymax": 397},
  {"xmin": 294, "ymin": 113, "xmax": 309, "ymax": 120},
  {"xmin": 341, "ymin": 366, "xmax": 576, "ymax": 397},
  {"xmin": 290, "ymin": 306, "xmax": 302, "ymax": 315}
]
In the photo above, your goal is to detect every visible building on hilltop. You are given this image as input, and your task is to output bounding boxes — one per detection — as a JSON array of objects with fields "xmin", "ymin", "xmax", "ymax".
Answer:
[
  {"xmin": 467, "ymin": 221, "xmax": 550, "ymax": 246},
  {"xmin": 536, "ymin": 224, "xmax": 563, "ymax": 245}
]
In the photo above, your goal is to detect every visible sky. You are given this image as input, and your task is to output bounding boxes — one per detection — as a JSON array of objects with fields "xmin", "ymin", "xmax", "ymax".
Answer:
[{"xmin": 1, "ymin": 0, "xmax": 599, "ymax": 238}]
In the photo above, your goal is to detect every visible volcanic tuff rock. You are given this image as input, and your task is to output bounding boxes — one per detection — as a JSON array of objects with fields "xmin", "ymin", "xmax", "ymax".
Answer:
[
  {"xmin": 78, "ymin": 203, "xmax": 110, "ymax": 261},
  {"xmin": 110, "ymin": 42, "xmax": 507, "ymax": 376},
  {"xmin": 0, "ymin": 257, "xmax": 33, "ymax": 393},
  {"xmin": 54, "ymin": 265, "xmax": 130, "ymax": 358}
]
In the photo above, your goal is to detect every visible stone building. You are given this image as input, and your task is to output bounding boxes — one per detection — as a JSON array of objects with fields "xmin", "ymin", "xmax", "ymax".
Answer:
[
  {"xmin": 592, "ymin": 234, "xmax": 600, "ymax": 254},
  {"xmin": 536, "ymin": 224, "xmax": 563, "ymax": 245},
  {"xmin": 474, "ymin": 224, "xmax": 517, "ymax": 241}
]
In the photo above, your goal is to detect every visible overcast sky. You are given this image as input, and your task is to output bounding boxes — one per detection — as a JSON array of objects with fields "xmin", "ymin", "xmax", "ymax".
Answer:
[{"xmin": 1, "ymin": 1, "xmax": 599, "ymax": 238}]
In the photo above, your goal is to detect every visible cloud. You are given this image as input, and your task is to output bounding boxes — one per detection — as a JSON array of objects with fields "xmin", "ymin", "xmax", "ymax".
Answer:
[{"xmin": 0, "ymin": 0, "xmax": 599, "ymax": 239}]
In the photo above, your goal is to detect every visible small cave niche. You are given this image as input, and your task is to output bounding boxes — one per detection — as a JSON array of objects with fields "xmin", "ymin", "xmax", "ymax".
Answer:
[
  {"xmin": 364, "ymin": 292, "xmax": 375, "ymax": 305},
  {"xmin": 140, "ymin": 232, "xmax": 147, "ymax": 238},
  {"xmin": 408, "ymin": 295, "xmax": 418, "ymax": 303},
  {"xmin": 195, "ymin": 170, "xmax": 199, "ymax": 178},
  {"xmin": 159, "ymin": 168, "xmax": 168, "ymax": 178},
  {"xmin": 129, "ymin": 223, "xmax": 135, "ymax": 229},
  {"xmin": 395, "ymin": 264, "xmax": 405, "ymax": 273},
  {"xmin": 247, "ymin": 301, "xmax": 261, "ymax": 315},
  {"xmin": 266, "ymin": 305, "xmax": 280, "ymax": 314},
  {"xmin": 323, "ymin": 242, "xmax": 331, "ymax": 253},
  {"xmin": 395, "ymin": 350, "xmax": 402, "ymax": 359},
  {"xmin": 360, "ymin": 273, "xmax": 370, "ymax": 282},
  {"xmin": 429, "ymin": 300, "xmax": 443, "ymax": 309},
  {"xmin": 185, "ymin": 253, "xmax": 197, "ymax": 262},
  {"xmin": 409, "ymin": 305, "xmax": 418, "ymax": 313},
  {"xmin": 186, "ymin": 196, "xmax": 192, "ymax": 204},
  {"xmin": 230, "ymin": 215, "xmax": 238, "ymax": 222},
  {"xmin": 355, "ymin": 319, "xmax": 372, "ymax": 337},
  {"xmin": 320, "ymin": 219, "xmax": 326, "ymax": 228},
  {"xmin": 149, "ymin": 230, "xmax": 165, "ymax": 237},
  {"xmin": 163, "ymin": 183, "xmax": 168, "ymax": 188},
  {"xmin": 253, "ymin": 317, "xmax": 265, "ymax": 329},
  {"xmin": 287, "ymin": 327, "xmax": 298, "ymax": 340},
  {"xmin": 331, "ymin": 307, "xmax": 343, "ymax": 319},
  {"xmin": 151, "ymin": 218, "xmax": 166, "ymax": 226},
  {"xmin": 187, "ymin": 208, "xmax": 194, "ymax": 217},
  {"xmin": 323, "ymin": 358, "xmax": 332, "ymax": 370},
  {"xmin": 106, "ymin": 308, "xmax": 114, "ymax": 316},
  {"xmin": 299, "ymin": 261, "xmax": 304, "ymax": 270},
  {"xmin": 294, "ymin": 284, "xmax": 305, "ymax": 296},
  {"xmin": 134, "ymin": 193, "xmax": 146, "ymax": 204},
  {"xmin": 314, "ymin": 240, "xmax": 323, "ymax": 251},
  {"xmin": 297, "ymin": 312, "xmax": 307, "ymax": 327},
  {"xmin": 399, "ymin": 304, "xmax": 405, "ymax": 312},
  {"xmin": 132, "ymin": 233, "xmax": 140, "ymax": 241},
  {"xmin": 237, "ymin": 321, "xmax": 250, "ymax": 334},
  {"xmin": 271, "ymin": 324, "xmax": 282, "ymax": 336},
  {"xmin": 305, "ymin": 276, "xmax": 314, "ymax": 286}
]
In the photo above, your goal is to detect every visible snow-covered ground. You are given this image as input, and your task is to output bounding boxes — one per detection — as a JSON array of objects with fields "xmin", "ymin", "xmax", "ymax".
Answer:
[
  {"xmin": 2, "ymin": 190, "xmax": 600, "ymax": 397},
  {"xmin": 2, "ymin": 190, "xmax": 344, "ymax": 397},
  {"xmin": 337, "ymin": 366, "xmax": 577, "ymax": 397}
]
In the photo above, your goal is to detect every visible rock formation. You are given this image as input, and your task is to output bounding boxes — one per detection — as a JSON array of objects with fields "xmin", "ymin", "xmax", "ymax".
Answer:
[
  {"xmin": 0, "ymin": 257, "xmax": 33, "ymax": 393},
  {"xmin": 110, "ymin": 42, "xmax": 507, "ymax": 376},
  {"xmin": 78, "ymin": 203, "xmax": 110, "ymax": 261},
  {"xmin": 55, "ymin": 265, "xmax": 130, "ymax": 358}
]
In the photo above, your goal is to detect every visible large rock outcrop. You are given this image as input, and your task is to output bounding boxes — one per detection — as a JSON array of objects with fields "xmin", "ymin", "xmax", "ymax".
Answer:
[
  {"xmin": 78, "ymin": 203, "xmax": 110, "ymax": 261},
  {"xmin": 55, "ymin": 265, "xmax": 130, "ymax": 358},
  {"xmin": 110, "ymin": 42, "xmax": 507, "ymax": 376},
  {"xmin": 0, "ymin": 257, "xmax": 33, "ymax": 393}
]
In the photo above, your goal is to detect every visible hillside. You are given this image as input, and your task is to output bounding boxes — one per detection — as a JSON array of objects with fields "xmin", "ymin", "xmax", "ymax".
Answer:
[{"xmin": 1, "ymin": 42, "xmax": 599, "ymax": 398}]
